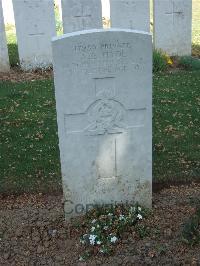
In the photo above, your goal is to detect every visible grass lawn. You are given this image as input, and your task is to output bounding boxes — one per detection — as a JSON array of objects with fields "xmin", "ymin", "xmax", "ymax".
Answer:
[
  {"xmin": 0, "ymin": 71, "xmax": 199, "ymax": 195},
  {"xmin": 0, "ymin": 79, "xmax": 61, "ymax": 194},
  {"xmin": 153, "ymin": 71, "xmax": 200, "ymax": 182}
]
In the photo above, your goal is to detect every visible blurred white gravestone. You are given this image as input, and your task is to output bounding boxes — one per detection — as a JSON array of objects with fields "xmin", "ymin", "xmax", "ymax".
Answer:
[
  {"xmin": 52, "ymin": 29, "xmax": 152, "ymax": 218},
  {"xmin": 13, "ymin": 0, "xmax": 56, "ymax": 70},
  {"xmin": 61, "ymin": 0, "xmax": 102, "ymax": 33},
  {"xmin": 154, "ymin": 0, "xmax": 192, "ymax": 56},
  {"xmin": 110, "ymin": 0, "xmax": 150, "ymax": 32},
  {"xmin": 0, "ymin": 0, "xmax": 10, "ymax": 72}
]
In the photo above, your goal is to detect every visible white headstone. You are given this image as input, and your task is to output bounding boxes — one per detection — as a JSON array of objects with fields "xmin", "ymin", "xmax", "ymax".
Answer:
[
  {"xmin": 110, "ymin": 0, "xmax": 150, "ymax": 32},
  {"xmin": 52, "ymin": 29, "xmax": 152, "ymax": 218},
  {"xmin": 0, "ymin": 0, "xmax": 10, "ymax": 72},
  {"xmin": 13, "ymin": 0, "xmax": 56, "ymax": 70},
  {"xmin": 61, "ymin": 0, "xmax": 102, "ymax": 33},
  {"xmin": 153, "ymin": 0, "xmax": 192, "ymax": 56}
]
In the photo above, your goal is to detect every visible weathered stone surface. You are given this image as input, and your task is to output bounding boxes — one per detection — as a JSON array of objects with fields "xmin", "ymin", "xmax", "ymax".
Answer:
[
  {"xmin": 12, "ymin": 0, "xmax": 56, "ymax": 70},
  {"xmin": 153, "ymin": 0, "xmax": 192, "ymax": 56},
  {"xmin": 0, "ymin": 0, "xmax": 10, "ymax": 72},
  {"xmin": 110, "ymin": 0, "xmax": 150, "ymax": 32},
  {"xmin": 52, "ymin": 29, "xmax": 152, "ymax": 218},
  {"xmin": 61, "ymin": 0, "xmax": 102, "ymax": 33}
]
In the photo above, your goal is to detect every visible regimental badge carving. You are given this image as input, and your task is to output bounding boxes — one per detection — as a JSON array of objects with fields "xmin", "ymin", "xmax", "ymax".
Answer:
[
  {"xmin": 64, "ymin": 77, "xmax": 146, "ymax": 135},
  {"xmin": 85, "ymin": 77, "xmax": 125, "ymax": 135},
  {"xmin": 86, "ymin": 99, "xmax": 125, "ymax": 135}
]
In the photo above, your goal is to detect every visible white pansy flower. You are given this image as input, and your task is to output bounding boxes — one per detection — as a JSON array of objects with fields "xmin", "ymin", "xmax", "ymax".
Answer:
[
  {"xmin": 137, "ymin": 214, "xmax": 143, "ymax": 220},
  {"xmin": 91, "ymin": 219, "xmax": 96, "ymax": 224},
  {"xmin": 119, "ymin": 214, "xmax": 125, "ymax": 221},
  {"xmin": 138, "ymin": 207, "xmax": 142, "ymax": 211},
  {"xmin": 97, "ymin": 240, "xmax": 102, "ymax": 245},
  {"xmin": 91, "ymin": 226, "xmax": 95, "ymax": 232},
  {"xmin": 89, "ymin": 234, "xmax": 97, "ymax": 245},
  {"xmin": 108, "ymin": 213, "xmax": 113, "ymax": 216},
  {"xmin": 110, "ymin": 236, "xmax": 118, "ymax": 243}
]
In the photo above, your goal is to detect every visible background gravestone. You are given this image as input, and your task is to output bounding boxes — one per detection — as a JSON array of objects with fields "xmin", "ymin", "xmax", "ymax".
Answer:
[
  {"xmin": 52, "ymin": 29, "xmax": 152, "ymax": 218},
  {"xmin": 61, "ymin": 0, "xmax": 102, "ymax": 33},
  {"xmin": 0, "ymin": 0, "xmax": 10, "ymax": 72},
  {"xmin": 154, "ymin": 0, "xmax": 192, "ymax": 56},
  {"xmin": 110, "ymin": 0, "xmax": 150, "ymax": 32},
  {"xmin": 13, "ymin": 0, "xmax": 56, "ymax": 70}
]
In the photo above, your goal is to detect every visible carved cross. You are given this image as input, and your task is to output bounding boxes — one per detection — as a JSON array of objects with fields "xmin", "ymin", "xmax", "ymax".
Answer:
[
  {"xmin": 72, "ymin": 2, "xmax": 92, "ymax": 29},
  {"xmin": 165, "ymin": 1, "xmax": 184, "ymax": 24},
  {"xmin": 64, "ymin": 77, "xmax": 146, "ymax": 135},
  {"xmin": 64, "ymin": 77, "xmax": 146, "ymax": 179}
]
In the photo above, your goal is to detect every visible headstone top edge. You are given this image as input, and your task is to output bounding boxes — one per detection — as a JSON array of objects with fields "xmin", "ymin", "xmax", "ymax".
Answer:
[{"xmin": 52, "ymin": 28, "xmax": 152, "ymax": 43}]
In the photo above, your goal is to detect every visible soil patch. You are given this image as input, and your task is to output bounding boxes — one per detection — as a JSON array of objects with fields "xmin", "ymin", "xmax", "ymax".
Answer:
[
  {"xmin": 0, "ymin": 68, "xmax": 53, "ymax": 82},
  {"xmin": 0, "ymin": 184, "xmax": 200, "ymax": 265}
]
